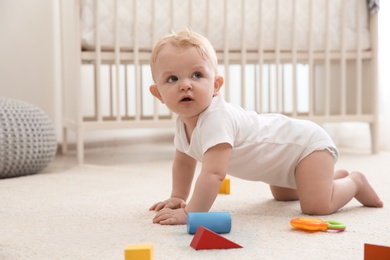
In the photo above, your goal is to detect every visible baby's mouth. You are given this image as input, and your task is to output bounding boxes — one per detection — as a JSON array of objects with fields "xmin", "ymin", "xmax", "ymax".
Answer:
[{"xmin": 180, "ymin": 96, "xmax": 193, "ymax": 102}]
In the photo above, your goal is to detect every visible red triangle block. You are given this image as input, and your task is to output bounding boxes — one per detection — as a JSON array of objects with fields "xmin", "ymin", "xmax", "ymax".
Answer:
[
  {"xmin": 364, "ymin": 243, "xmax": 390, "ymax": 260},
  {"xmin": 190, "ymin": 226, "xmax": 243, "ymax": 250}
]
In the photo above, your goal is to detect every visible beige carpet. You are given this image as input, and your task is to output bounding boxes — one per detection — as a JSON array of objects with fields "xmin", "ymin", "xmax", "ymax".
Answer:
[{"xmin": 0, "ymin": 152, "xmax": 389, "ymax": 260}]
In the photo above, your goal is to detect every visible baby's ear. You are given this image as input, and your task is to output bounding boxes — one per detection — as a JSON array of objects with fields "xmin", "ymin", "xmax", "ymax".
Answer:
[
  {"xmin": 149, "ymin": 84, "xmax": 164, "ymax": 103},
  {"xmin": 213, "ymin": 75, "xmax": 224, "ymax": 96}
]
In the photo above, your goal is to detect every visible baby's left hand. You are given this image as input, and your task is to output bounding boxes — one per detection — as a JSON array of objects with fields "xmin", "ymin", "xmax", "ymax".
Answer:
[{"xmin": 152, "ymin": 207, "xmax": 187, "ymax": 225}]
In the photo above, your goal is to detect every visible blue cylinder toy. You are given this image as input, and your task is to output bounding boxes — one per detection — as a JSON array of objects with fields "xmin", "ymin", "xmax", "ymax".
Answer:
[{"xmin": 187, "ymin": 212, "xmax": 231, "ymax": 234}]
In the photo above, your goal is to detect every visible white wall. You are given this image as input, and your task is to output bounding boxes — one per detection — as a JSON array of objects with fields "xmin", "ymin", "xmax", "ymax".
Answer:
[{"xmin": 0, "ymin": 0, "xmax": 61, "ymax": 141}]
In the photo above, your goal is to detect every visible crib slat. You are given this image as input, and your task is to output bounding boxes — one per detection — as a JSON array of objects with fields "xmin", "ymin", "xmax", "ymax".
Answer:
[
  {"xmin": 114, "ymin": 0, "xmax": 121, "ymax": 121},
  {"xmin": 369, "ymin": 12, "xmax": 379, "ymax": 153},
  {"xmin": 274, "ymin": 0, "xmax": 280, "ymax": 113},
  {"xmin": 169, "ymin": 0, "xmax": 174, "ymax": 31},
  {"xmin": 240, "ymin": 0, "xmax": 246, "ymax": 109},
  {"xmin": 255, "ymin": 0, "xmax": 264, "ymax": 114},
  {"xmin": 223, "ymin": 0, "xmax": 230, "ymax": 102},
  {"xmin": 151, "ymin": 0, "xmax": 159, "ymax": 120},
  {"xmin": 291, "ymin": 0, "xmax": 297, "ymax": 117},
  {"xmin": 151, "ymin": 0, "xmax": 156, "ymax": 46},
  {"xmin": 308, "ymin": 0, "xmax": 314, "ymax": 117},
  {"xmin": 324, "ymin": 0, "xmax": 331, "ymax": 117},
  {"xmin": 133, "ymin": 0, "xmax": 141, "ymax": 121},
  {"xmin": 188, "ymin": 0, "xmax": 193, "ymax": 29},
  {"xmin": 356, "ymin": 0, "xmax": 363, "ymax": 115},
  {"xmin": 340, "ymin": 0, "xmax": 347, "ymax": 116},
  {"xmin": 94, "ymin": 0, "xmax": 102, "ymax": 122}
]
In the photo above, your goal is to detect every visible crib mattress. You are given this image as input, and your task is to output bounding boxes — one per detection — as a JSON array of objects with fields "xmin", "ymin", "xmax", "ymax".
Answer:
[{"xmin": 81, "ymin": 0, "xmax": 371, "ymax": 52}]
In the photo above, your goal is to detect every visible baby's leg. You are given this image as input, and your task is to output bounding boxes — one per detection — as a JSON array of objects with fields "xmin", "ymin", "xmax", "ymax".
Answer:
[
  {"xmin": 349, "ymin": 171, "xmax": 383, "ymax": 208},
  {"xmin": 334, "ymin": 169, "xmax": 349, "ymax": 179},
  {"xmin": 295, "ymin": 150, "xmax": 383, "ymax": 215},
  {"xmin": 270, "ymin": 185, "xmax": 299, "ymax": 201},
  {"xmin": 269, "ymin": 169, "xmax": 349, "ymax": 201}
]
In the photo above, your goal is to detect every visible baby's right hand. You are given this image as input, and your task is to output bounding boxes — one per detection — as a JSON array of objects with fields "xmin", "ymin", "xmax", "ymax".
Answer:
[{"xmin": 149, "ymin": 197, "xmax": 186, "ymax": 211}]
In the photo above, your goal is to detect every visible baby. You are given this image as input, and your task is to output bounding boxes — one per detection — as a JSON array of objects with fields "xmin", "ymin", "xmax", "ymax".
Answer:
[{"xmin": 148, "ymin": 30, "xmax": 383, "ymax": 225}]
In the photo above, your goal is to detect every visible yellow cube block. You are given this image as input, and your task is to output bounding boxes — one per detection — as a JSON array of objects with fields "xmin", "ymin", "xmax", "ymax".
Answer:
[
  {"xmin": 124, "ymin": 244, "xmax": 154, "ymax": 260},
  {"xmin": 219, "ymin": 177, "xmax": 230, "ymax": 194}
]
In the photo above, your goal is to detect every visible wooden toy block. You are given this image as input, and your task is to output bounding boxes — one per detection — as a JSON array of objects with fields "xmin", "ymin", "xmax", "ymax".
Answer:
[
  {"xmin": 364, "ymin": 243, "xmax": 390, "ymax": 260},
  {"xmin": 124, "ymin": 244, "xmax": 154, "ymax": 260},
  {"xmin": 219, "ymin": 177, "xmax": 230, "ymax": 194},
  {"xmin": 190, "ymin": 226, "xmax": 243, "ymax": 250}
]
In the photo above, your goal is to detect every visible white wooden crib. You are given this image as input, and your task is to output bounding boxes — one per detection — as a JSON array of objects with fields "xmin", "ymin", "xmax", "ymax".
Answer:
[{"xmin": 60, "ymin": 0, "xmax": 379, "ymax": 163}]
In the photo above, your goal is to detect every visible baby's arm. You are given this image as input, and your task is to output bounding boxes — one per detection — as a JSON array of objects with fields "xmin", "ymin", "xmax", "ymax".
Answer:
[
  {"xmin": 152, "ymin": 143, "xmax": 232, "ymax": 225},
  {"xmin": 185, "ymin": 143, "xmax": 232, "ymax": 212},
  {"xmin": 149, "ymin": 149, "xmax": 197, "ymax": 211}
]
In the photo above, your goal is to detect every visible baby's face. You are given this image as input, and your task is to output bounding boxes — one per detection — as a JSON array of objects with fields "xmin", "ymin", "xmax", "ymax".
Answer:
[{"xmin": 151, "ymin": 44, "xmax": 221, "ymax": 123}]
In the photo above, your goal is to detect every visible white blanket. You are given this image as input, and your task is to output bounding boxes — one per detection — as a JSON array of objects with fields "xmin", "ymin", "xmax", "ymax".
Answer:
[{"xmin": 81, "ymin": 0, "xmax": 371, "ymax": 52}]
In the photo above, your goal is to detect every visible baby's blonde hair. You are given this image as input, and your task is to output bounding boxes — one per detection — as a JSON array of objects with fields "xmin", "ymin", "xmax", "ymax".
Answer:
[{"xmin": 150, "ymin": 30, "xmax": 218, "ymax": 80}]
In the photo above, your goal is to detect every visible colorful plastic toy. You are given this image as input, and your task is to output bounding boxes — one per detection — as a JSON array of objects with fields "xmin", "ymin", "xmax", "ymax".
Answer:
[
  {"xmin": 219, "ymin": 177, "xmax": 231, "ymax": 194},
  {"xmin": 187, "ymin": 212, "xmax": 232, "ymax": 234},
  {"xmin": 190, "ymin": 226, "xmax": 243, "ymax": 250},
  {"xmin": 290, "ymin": 218, "xmax": 346, "ymax": 232}
]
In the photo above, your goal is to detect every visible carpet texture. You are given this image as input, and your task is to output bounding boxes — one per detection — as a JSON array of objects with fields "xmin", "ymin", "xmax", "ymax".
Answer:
[{"xmin": 0, "ymin": 152, "xmax": 389, "ymax": 259}]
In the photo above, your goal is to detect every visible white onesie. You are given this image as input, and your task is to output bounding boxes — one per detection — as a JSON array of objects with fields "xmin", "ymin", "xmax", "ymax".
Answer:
[{"xmin": 174, "ymin": 94, "xmax": 338, "ymax": 189}]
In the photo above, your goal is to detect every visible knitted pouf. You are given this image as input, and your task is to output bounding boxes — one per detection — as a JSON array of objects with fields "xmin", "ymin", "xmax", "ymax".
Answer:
[{"xmin": 0, "ymin": 97, "xmax": 57, "ymax": 178}]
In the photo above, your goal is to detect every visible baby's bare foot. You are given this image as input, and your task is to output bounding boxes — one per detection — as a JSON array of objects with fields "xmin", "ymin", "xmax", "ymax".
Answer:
[{"xmin": 351, "ymin": 171, "xmax": 383, "ymax": 208}]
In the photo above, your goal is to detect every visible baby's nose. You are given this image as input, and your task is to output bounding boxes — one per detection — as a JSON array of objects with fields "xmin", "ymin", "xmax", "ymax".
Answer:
[{"xmin": 180, "ymin": 79, "xmax": 192, "ymax": 91}]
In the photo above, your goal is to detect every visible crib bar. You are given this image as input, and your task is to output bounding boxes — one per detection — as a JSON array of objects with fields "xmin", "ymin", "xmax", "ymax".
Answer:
[
  {"xmin": 369, "ymin": 12, "xmax": 379, "ymax": 153},
  {"xmin": 223, "ymin": 0, "xmax": 230, "ymax": 101},
  {"xmin": 206, "ymin": 0, "xmax": 210, "ymax": 38},
  {"xmin": 324, "ymin": 0, "xmax": 331, "ymax": 117},
  {"xmin": 114, "ymin": 0, "xmax": 121, "ymax": 121},
  {"xmin": 93, "ymin": 0, "xmax": 102, "ymax": 122},
  {"xmin": 308, "ymin": 0, "xmax": 314, "ymax": 117},
  {"xmin": 274, "ymin": 0, "xmax": 280, "ymax": 113},
  {"xmin": 82, "ymin": 51, "xmax": 372, "ymax": 64},
  {"xmin": 133, "ymin": 0, "xmax": 141, "ymax": 121},
  {"xmin": 169, "ymin": 0, "xmax": 173, "ymax": 29},
  {"xmin": 340, "ymin": 1, "xmax": 347, "ymax": 116},
  {"xmin": 256, "ymin": 0, "xmax": 264, "ymax": 114},
  {"xmin": 151, "ymin": 0, "xmax": 159, "ymax": 120},
  {"xmin": 151, "ymin": 0, "xmax": 157, "ymax": 46},
  {"xmin": 240, "ymin": 0, "xmax": 246, "ymax": 108},
  {"xmin": 291, "ymin": 0, "xmax": 298, "ymax": 117},
  {"xmin": 188, "ymin": 0, "xmax": 192, "ymax": 28},
  {"xmin": 356, "ymin": 0, "xmax": 363, "ymax": 115}
]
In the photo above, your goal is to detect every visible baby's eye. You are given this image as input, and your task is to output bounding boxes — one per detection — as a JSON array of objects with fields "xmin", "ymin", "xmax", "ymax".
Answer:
[
  {"xmin": 192, "ymin": 72, "xmax": 202, "ymax": 79},
  {"xmin": 168, "ymin": 76, "xmax": 178, "ymax": 83}
]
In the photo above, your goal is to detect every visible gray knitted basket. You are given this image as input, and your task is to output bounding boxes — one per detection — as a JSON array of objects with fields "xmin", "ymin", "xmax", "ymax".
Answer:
[{"xmin": 0, "ymin": 97, "xmax": 57, "ymax": 178}]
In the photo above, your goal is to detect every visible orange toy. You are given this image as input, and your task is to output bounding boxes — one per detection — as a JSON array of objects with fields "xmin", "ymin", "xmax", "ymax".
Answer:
[
  {"xmin": 219, "ymin": 177, "xmax": 230, "ymax": 194},
  {"xmin": 290, "ymin": 218, "xmax": 346, "ymax": 232}
]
